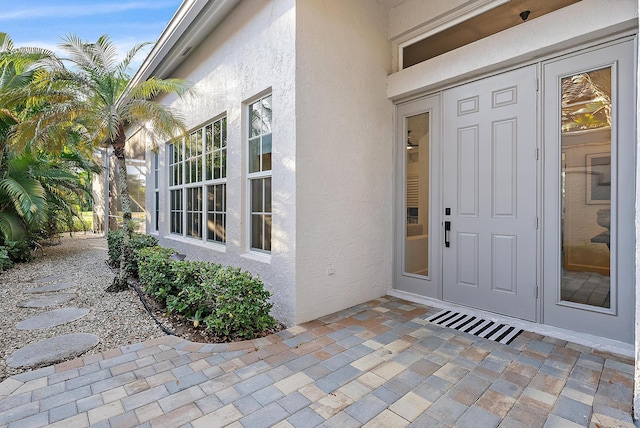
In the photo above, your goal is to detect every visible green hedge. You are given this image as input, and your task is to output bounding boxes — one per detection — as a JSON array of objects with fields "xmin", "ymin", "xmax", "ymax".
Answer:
[
  {"xmin": 107, "ymin": 230, "xmax": 158, "ymax": 276},
  {"xmin": 135, "ymin": 245, "xmax": 276, "ymax": 340}
]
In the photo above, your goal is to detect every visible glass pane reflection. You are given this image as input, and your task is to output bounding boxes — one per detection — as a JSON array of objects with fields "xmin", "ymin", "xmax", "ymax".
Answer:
[
  {"xmin": 560, "ymin": 67, "xmax": 612, "ymax": 308},
  {"xmin": 405, "ymin": 112, "xmax": 429, "ymax": 277}
]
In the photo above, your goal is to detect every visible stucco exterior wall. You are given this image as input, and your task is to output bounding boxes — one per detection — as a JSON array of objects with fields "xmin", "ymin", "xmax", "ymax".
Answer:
[
  {"xmin": 146, "ymin": 0, "xmax": 297, "ymax": 326},
  {"xmin": 294, "ymin": 0, "xmax": 393, "ymax": 324}
]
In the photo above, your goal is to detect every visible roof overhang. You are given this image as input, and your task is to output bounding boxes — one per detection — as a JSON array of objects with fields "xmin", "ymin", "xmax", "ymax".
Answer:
[{"xmin": 128, "ymin": 0, "xmax": 241, "ymax": 88}]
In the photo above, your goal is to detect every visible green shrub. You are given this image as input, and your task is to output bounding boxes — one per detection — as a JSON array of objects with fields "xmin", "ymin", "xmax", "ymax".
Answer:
[
  {"xmin": 203, "ymin": 266, "xmax": 276, "ymax": 340},
  {"xmin": 136, "ymin": 246, "xmax": 175, "ymax": 299},
  {"xmin": 107, "ymin": 230, "xmax": 158, "ymax": 276},
  {"xmin": 166, "ymin": 261, "xmax": 222, "ymax": 322},
  {"xmin": 0, "ymin": 246, "xmax": 13, "ymax": 272},
  {"xmin": 3, "ymin": 240, "xmax": 33, "ymax": 263},
  {"xmin": 135, "ymin": 245, "xmax": 277, "ymax": 340}
]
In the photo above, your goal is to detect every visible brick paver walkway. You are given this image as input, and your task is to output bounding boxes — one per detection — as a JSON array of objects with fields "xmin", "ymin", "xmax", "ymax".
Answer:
[{"xmin": 0, "ymin": 296, "xmax": 635, "ymax": 427}]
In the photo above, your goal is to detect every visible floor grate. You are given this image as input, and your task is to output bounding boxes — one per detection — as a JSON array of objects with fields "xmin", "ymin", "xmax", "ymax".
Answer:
[{"xmin": 426, "ymin": 310, "xmax": 523, "ymax": 345}]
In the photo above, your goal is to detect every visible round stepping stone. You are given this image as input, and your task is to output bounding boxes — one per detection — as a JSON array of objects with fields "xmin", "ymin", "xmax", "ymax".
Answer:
[
  {"xmin": 25, "ymin": 282, "xmax": 75, "ymax": 294},
  {"xmin": 17, "ymin": 293, "xmax": 77, "ymax": 308},
  {"xmin": 6, "ymin": 333, "xmax": 99, "ymax": 368},
  {"xmin": 15, "ymin": 307, "xmax": 90, "ymax": 330}
]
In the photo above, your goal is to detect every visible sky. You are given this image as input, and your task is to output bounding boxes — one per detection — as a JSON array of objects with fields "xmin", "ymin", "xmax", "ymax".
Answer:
[{"xmin": 1, "ymin": 0, "xmax": 182, "ymax": 71}]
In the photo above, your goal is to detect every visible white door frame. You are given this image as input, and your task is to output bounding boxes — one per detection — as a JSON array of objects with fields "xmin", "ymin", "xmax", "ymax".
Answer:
[{"xmin": 393, "ymin": 34, "xmax": 636, "ymax": 344}]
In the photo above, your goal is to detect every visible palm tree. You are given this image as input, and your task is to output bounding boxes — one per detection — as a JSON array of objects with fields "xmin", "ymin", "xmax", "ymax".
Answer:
[{"xmin": 10, "ymin": 34, "xmax": 189, "ymax": 288}]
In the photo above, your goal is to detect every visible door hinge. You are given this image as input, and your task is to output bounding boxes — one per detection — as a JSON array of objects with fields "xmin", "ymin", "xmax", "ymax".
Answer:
[
  {"xmin": 535, "ymin": 148, "xmax": 539, "ymax": 160},
  {"xmin": 536, "ymin": 217, "xmax": 539, "ymax": 229},
  {"xmin": 536, "ymin": 78, "xmax": 539, "ymax": 91},
  {"xmin": 535, "ymin": 286, "xmax": 539, "ymax": 299}
]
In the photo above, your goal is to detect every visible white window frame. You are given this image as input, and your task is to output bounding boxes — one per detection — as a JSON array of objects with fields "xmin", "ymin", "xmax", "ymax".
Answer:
[
  {"xmin": 167, "ymin": 116, "xmax": 227, "ymax": 246},
  {"xmin": 247, "ymin": 93, "xmax": 272, "ymax": 254},
  {"xmin": 153, "ymin": 151, "xmax": 159, "ymax": 232}
]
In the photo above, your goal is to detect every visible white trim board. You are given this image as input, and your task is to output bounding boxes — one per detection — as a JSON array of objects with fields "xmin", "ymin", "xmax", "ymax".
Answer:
[{"xmin": 388, "ymin": 288, "xmax": 633, "ymax": 358}]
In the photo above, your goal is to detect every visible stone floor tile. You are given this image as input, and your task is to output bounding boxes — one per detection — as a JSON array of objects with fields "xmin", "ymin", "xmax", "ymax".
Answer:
[
  {"xmin": 475, "ymin": 389, "xmax": 516, "ymax": 418},
  {"xmin": 6, "ymin": 410, "xmax": 48, "ymax": 428},
  {"xmin": 287, "ymin": 407, "xmax": 325, "ymax": 427},
  {"xmin": 252, "ymin": 385, "xmax": 285, "ymax": 406},
  {"xmin": 48, "ymin": 401, "xmax": 78, "ymax": 424},
  {"xmin": 320, "ymin": 410, "xmax": 361, "ymax": 428},
  {"xmin": 372, "ymin": 361, "xmax": 406, "ymax": 380},
  {"xmin": 215, "ymin": 385, "xmax": 242, "ymax": 404},
  {"xmin": 274, "ymin": 372, "xmax": 314, "ymax": 395},
  {"xmin": 107, "ymin": 410, "xmax": 138, "ymax": 427},
  {"xmin": 149, "ymin": 403, "xmax": 203, "ymax": 428},
  {"xmin": 371, "ymin": 385, "xmax": 401, "ymax": 405},
  {"xmin": 298, "ymin": 384, "xmax": 326, "ymax": 403},
  {"xmin": 456, "ymin": 405, "xmax": 502, "ymax": 428},
  {"xmin": 543, "ymin": 413, "xmax": 585, "ymax": 428},
  {"xmin": 121, "ymin": 385, "xmax": 170, "ymax": 412},
  {"xmin": 424, "ymin": 395, "xmax": 468, "ymax": 425},
  {"xmin": 506, "ymin": 405, "xmax": 547, "ymax": 428},
  {"xmin": 46, "ymin": 413, "xmax": 89, "ymax": 428},
  {"xmin": 236, "ymin": 373, "xmax": 276, "ymax": 396},
  {"xmin": 235, "ymin": 395, "xmax": 262, "ymax": 416},
  {"xmin": 134, "ymin": 402, "xmax": 164, "ymax": 424},
  {"xmin": 389, "ymin": 391, "xmax": 431, "ymax": 422},
  {"xmin": 310, "ymin": 391, "xmax": 353, "ymax": 419},
  {"xmin": 124, "ymin": 379, "xmax": 150, "ymax": 396},
  {"xmin": 101, "ymin": 385, "xmax": 127, "ymax": 404},
  {"xmin": 87, "ymin": 401, "xmax": 125, "ymax": 425},
  {"xmin": 362, "ymin": 409, "xmax": 410, "ymax": 428},
  {"xmin": 165, "ymin": 371, "xmax": 207, "ymax": 394},
  {"xmin": 590, "ymin": 412, "xmax": 636, "ymax": 428},
  {"xmin": 343, "ymin": 393, "xmax": 388, "ymax": 425},
  {"xmin": 238, "ymin": 402, "xmax": 289, "ymax": 428},
  {"xmin": 552, "ymin": 395, "xmax": 592, "ymax": 426},
  {"xmin": 76, "ymin": 394, "xmax": 104, "ymax": 413},
  {"xmin": 339, "ymin": 380, "xmax": 371, "ymax": 402},
  {"xmin": 277, "ymin": 391, "xmax": 311, "ymax": 415}
]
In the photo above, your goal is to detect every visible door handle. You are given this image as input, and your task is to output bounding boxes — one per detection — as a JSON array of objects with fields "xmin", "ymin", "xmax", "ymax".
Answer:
[{"xmin": 444, "ymin": 221, "xmax": 451, "ymax": 247}]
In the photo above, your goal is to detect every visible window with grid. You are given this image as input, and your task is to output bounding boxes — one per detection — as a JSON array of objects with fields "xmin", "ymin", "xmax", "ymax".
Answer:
[
  {"xmin": 153, "ymin": 152, "xmax": 159, "ymax": 232},
  {"xmin": 167, "ymin": 117, "xmax": 226, "ymax": 243},
  {"xmin": 248, "ymin": 94, "xmax": 272, "ymax": 252}
]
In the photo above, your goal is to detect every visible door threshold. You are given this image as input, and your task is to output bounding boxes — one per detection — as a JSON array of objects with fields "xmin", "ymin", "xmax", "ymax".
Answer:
[{"xmin": 388, "ymin": 288, "xmax": 633, "ymax": 358}]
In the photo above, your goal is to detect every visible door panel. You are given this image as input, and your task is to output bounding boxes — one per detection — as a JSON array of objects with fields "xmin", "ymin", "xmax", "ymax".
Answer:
[
  {"xmin": 542, "ymin": 39, "xmax": 635, "ymax": 343},
  {"xmin": 443, "ymin": 65, "xmax": 538, "ymax": 322},
  {"xmin": 394, "ymin": 95, "xmax": 441, "ymax": 298}
]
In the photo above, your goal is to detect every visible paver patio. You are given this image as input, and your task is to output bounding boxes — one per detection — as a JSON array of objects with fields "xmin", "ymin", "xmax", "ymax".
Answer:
[{"xmin": 0, "ymin": 296, "xmax": 635, "ymax": 427}]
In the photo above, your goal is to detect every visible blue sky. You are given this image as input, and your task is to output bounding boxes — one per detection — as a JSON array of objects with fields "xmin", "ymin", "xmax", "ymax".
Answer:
[{"xmin": 1, "ymin": 0, "xmax": 182, "ymax": 71}]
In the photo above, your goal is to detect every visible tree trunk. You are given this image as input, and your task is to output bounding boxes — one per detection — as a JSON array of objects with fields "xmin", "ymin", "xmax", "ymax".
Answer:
[{"xmin": 108, "ymin": 125, "xmax": 133, "ymax": 291}]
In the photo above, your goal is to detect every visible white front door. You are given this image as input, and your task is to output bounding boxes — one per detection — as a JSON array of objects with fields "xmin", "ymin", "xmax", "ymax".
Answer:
[
  {"xmin": 442, "ymin": 65, "xmax": 538, "ymax": 321},
  {"xmin": 542, "ymin": 38, "xmax": 635, "ymax": 343}
]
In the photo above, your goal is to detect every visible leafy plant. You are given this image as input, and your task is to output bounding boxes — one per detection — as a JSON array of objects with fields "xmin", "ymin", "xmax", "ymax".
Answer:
[
  {"xmin": 203, "ymin": 267, "xmax": 276, "ymax": 340},
  {"xmin": 107, "ymin": 230, "xmax": 158, "ymax": 276},
  {"xmin": 136, "ymin": 245, "xmax": 175, "ymax": 299},
  {"xmin": 135, "ymin": 244, "xmax": 277, "ymax": 339},
  {"xmin": 166, "ymin": 261, "xmax": 222, "ymax": 322},
  {"xmin": 3, "ymin": 239, "xmax": 32, "ymax": 262},
  {"xmin": 0, "ymin": 246, "xmax": 13, "ymax": 271}
]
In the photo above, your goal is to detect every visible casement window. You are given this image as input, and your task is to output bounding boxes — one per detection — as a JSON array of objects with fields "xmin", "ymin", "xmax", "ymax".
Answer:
[
  {"xmin": 168, "ymin": 116, "xmax": 227, "ymax": 244},
  {"xmin": 248, "ymin": 94, "xmax": 272, "ymax": 252}
]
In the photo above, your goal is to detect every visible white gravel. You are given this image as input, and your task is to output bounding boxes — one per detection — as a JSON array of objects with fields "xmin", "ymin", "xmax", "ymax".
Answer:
[{"xmin": 0, "ymin": 233, "xmax": 168, "ymax": 382}]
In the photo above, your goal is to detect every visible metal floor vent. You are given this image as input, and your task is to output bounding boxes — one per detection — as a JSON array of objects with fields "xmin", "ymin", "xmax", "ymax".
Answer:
[{"xmin": 426, "ymin": 310, "xmax": 523, "ymax": 345}]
